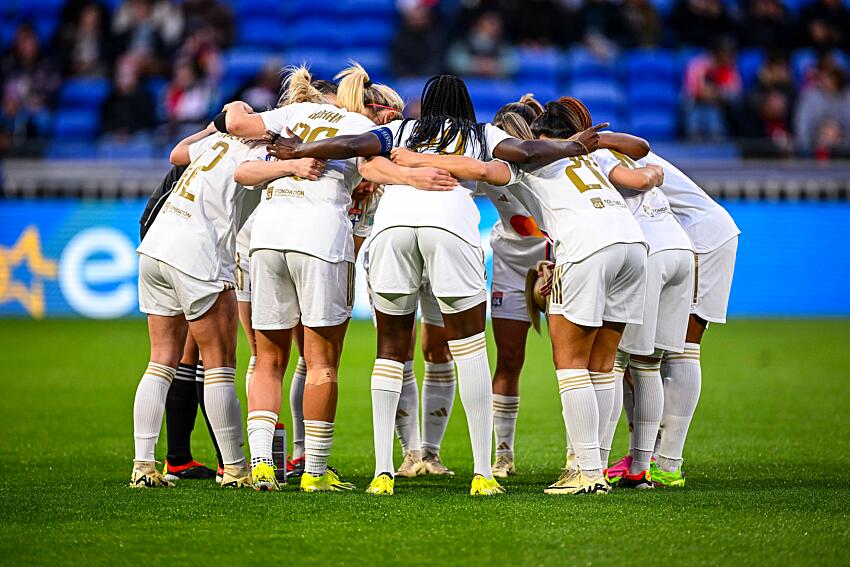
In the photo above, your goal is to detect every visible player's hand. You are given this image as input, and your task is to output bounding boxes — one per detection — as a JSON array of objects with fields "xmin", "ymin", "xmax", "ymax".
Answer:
[
  {"xmin": 538, "ymin": 262, "xmax": 556, "ymax": 296},
  {"xmin": 405, "ymin": 167, "xmax": 458, "ymax": 191},
  {"xmin": 222, "ymin": 100, "xmax": 253, "ymax": 114},
  {"xmin": 647, "ymin": 164, "xmax": 664, "ymax": 186},
  {"xmin": 573, "ymin": 122, "xmax": 609, "ymax": 154},
  {"xmin": 267, "ymin": 128, "xmax": 303, "ymax": 160},
  {"xmin": 390, "ymin": 147, "xmax": 424, "ymax": 167},
  {"xmin": 290, "ymin": 158, "xmax": 326, "ymax": 181}
]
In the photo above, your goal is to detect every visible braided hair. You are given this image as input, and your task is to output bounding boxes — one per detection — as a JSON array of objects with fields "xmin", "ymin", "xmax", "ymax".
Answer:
[
  {"xmin": 557, "ymin": 96, "xmax": 592, "ymax": 130},
  {"xmin": 531, "ymin": 100, "xmax": 587, "ymax": 139},
  {"xmin": 400, "ymin": 75, "xmax": 487, "ymax": 158}
]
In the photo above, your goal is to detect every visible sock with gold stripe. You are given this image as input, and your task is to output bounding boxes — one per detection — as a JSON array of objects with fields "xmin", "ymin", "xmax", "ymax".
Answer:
[
  {"xmin": 247, "ymin": 410, "xmax": 277, "ymax": 468},
  {"xmin": 447, "ymin": 332, "xmax": 494, "ymax": 478},
  {"xmin": 556, "ymin": 368, "xmax": 602, "ymax": 475},
  {"xmin": 203, "ymin": 367, "xmax": 245, "ymax": 465},
  {"xmin": 589, "ymin": 370, "xmax": 616, "ymax": 462},
  {"xmin": 133, "ymin": 362, "xmax": 176, "ymax": 462},
  {"xmin": 657, "ymin": 343, "xmax": 701, "ymax": 471},
  {"xmin": 395, "ymin": 360, "xmax": 421, "ymax": 454},
  {"xmin": 601, "ymin": 350, "xmax": 630, "ymax": 465},
  {"xmin": 244, "ymin": 355, "xmax": 256, "ymax": 398},
  {"xmin": 304, "ymin": 420, "xmax": 334, "ymax": 476},
  {"xmin": 290, "ymin": 356, "xmax": 307, "ymax": 460},
  {"xmin": 421, "ymin": 361, "xmax": 455, "ymax": 453},
  {"xmin": 371, "ymin": 358, "xmax": 404, "ymax": 476},
  {"xmin": 493, "ymin": 394, "xmax": 520, "ymax": 458},
  {"xmin": 630, "ymin": 357, "xmax": 664, "ymax": 473}
]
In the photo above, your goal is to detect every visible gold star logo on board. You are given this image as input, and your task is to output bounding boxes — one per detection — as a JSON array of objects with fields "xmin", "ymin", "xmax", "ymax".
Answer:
[{"xmin": 0, "ymin": 226, "xmax": 58, "ymax": 318}]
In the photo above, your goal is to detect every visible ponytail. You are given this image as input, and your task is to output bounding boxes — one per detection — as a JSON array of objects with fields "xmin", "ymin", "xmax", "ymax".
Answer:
[
  {"xmin": 278, "ymin": 65, "xmax": 325, "ymax": 107},
  {"xmin": 556, "ymin": 96, "xmax": 592, "ymax": 130},
  {"xmin": 519, "ymin": 93, "xmax": 545, "ymax": 117},
  {"xmin": 336, "ymin": 61, "xmax": 404, "ymax": 118},
  {"xmin": 494, "ymin": 111, "xmax": 534, "ymax": 141}
]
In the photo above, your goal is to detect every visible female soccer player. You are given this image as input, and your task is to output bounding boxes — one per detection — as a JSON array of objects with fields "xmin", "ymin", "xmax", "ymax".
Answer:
[
  {"xmin": 266, "ymin": 75, "xmax": 604, "ymax": 496},
  {"xmin": 130, "ymin": 122, "xmax": 324, "ymax": 488},
  {"xmin": 224, "ymin": 64, "xmax": 456, "ymax": 492}
]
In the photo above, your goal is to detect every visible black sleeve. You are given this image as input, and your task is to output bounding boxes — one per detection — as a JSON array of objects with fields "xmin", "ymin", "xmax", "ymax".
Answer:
[{"xmin": 139, "ymin": 165, "xmax": 187, "ymax": 241}]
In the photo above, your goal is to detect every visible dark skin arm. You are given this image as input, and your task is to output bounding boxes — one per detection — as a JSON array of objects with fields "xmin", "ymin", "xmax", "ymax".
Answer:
[
  {"xmin": 599, "ymin": 132, "xmax": 650, "ymax": 160},
  {"xmin": 267, "ymin": 128, "xmax": 382, "ymax": 160}
]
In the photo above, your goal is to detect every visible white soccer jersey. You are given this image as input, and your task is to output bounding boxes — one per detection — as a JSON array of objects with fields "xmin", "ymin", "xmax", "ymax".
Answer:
[
  {"xmin": 249, "ymin": 102, "xmax": 375, "ymax": 263},
  {"xmin": 350, "ymin": 187, "xmax": 383, "ymax": 239},
  {"xmin": 594, "ymin": 149, "xmax": 693, "ymax": 255},
  {"xmin": 369, "ymin": 120, "xmax": 513, "ymax": 245},
  {"xmin": 137, "ymin": 132, "xmax": 264, "ymax": 283},
  {"xmin": 506, "ymin": 155, "xmax": 647, "ymax": 265},
  {"xmin": 640, "ymin": 152, "xmax": 739, "ymax": 253},
  {"xmin": 477, "ymin": 179, "xmax": 548, "ymax": 243}
]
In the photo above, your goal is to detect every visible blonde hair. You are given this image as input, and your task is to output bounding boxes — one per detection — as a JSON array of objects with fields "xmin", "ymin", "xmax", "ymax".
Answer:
[
  {"xmin": 519, "ymin": 93, "xmax": 545, "ymax": 117},
  {"xmin": 495, "ymin": 111, "xmax": 534, "ymax": 141},
  {"xmin": 336, "ymin": 61, "xmax": 404, "ymax": 118},
  {"xmin": 278, "ymin": 65, "xmax": 326, "ymax": 107}
]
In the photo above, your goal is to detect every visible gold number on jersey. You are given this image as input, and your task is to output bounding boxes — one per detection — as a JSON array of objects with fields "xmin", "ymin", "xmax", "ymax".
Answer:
[
  {"xmin": 610, "ymin": 150, "xmax": 638, "ymax": 170},
  {"xmin": 172, "ymin": 141, "xmax": 230, "ymax": 202},
  {"xmin": 286, "ymin": 124, "xmax": 339, "ymax": 180},
  {"xmin": 564, "ymin": 156, "xmax": 613, "ymax": 193}
]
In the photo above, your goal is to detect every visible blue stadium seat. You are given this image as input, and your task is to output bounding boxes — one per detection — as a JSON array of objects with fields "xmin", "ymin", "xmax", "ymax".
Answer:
[
  {"xmin": 464, "ymin": 79, "xmax": 517, "ymax": 110},
  {"xmin": 625, "ymin": 48, "xmax": 678, "ymax": 85},
  {"xmin": 338, "ymin": 48, "xmax": 389, "ymax": 82},
  {"xmin": 339, "ymin": 0, "xmax": 397, "ymax": 17},
  {"xmin": 337, "ymin": 17, "xmax": 395, "ymax": 48},
  {"xmin": 738, "ymin": 48, "xmax": 765, "ymax": 89},
  {"xmin": 515, "ymin": 47, "xmax": 559, "ymax": 83},
  {"xmin": 238, "ymin": 19, "xmax": 291, "ymax": 50},
  {"xmin": 394, "ymin": 77, "xmax": 428, "ymax": 104},
  {"xmin": 628, "ymin": 109, "xmax": 677, "ymax": 141},
  {"xmin": 52, "ymin": 110, "xmax": 100, "ymax": 139},
  {"xmin": 96, "ymin": 134, "xmax": 155, "ymax": 159},
  {"xmin": 628, "ymin": 82, "xmax": 679, "ymax": 110},
  {"xmin": 792, "ymin": 48, "xmax": 817, "ymax": 84},
  {"xmin": 45, "ymin": 141, "xmax": 98, "ymax": 159},
  {"xmin": 567, "ymin": 80, "xmax": 626, "ymax": 109},
  {"xmin": 294, "ymin": 18, "xmax": 342, "ymax": 49},
  {"xmin": 16, "ymin": 0, "xmax": 64, "ymax": 19},
  {"xmin": 232, "ymin": 0, "xmax": 289, "ymax": 19},
  {"xmin": 222, "ymin": 48, "xmax": 279, "ymax": 82},
  {"xmin": 284, "ymin": 48, "xmax": 336, "ymax": 80},
  {"xmin": 292, "ymin": 0, "xmax": 342, "ymax": 18},
  {"xmin": 561, "ymin": 48, "xmax": 618, "ymax": 82},
  {"xmin": 59, "ymin": 79, "xmax": 111, "ymax": 109},
  {"xmin": 513, "ymin": 79, "xmax": 558, "ymax": 105}
]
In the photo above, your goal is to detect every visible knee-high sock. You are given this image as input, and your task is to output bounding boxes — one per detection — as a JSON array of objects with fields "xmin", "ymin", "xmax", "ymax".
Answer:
[
  {"xmin": 657, "ymin": 343, "xmax": 702, "ymax": 471},
  {"xmin": 557, "ymin": 369, "xmax": 602, "ymax": 475},
  {"xmin": 304, "ymin": 420, "xmax": 334, "ymax": 476},
  {"xmin": 601, "ymin": 351, "xmax": 630, "ymax": 465},
  {"xmin": 629, "ymin": 358, "xmax": 664, "ymax": 473},
  {"xmin": 247, "ymin": 410, "xmax": 277, "ymax": 467},
  {"xmin": 195, "ymin": 362, "xmax": 223, "ymax": 468},
  {"xmin": 589, "ymin": 370, "xmax": 615, "ymax": 464},
  {"xmin": 371, "ymin": 359, "xmax": 404, "ymax": 476},
  {"xmin": 203, "ymin": 367, "xmax": 245, "ymax": 465},
  {"xmin": 244, "ymin": 355, "xmax": 256, "ymax": 398},
  {"xmin": 421, "ymin": 361, "xmax": 455, "ymax": 453},
  {"xmin": 447, "ymin": 333, "xmax": 493, "ymax": 479},
  {"xmin": 493, "ymin": 394, "xmax": 520, "ymax": 458},
  {"xmin": 395, "ymin": 360, "xmax": 421, "ymax": 454},
  {"xmin": 289, "ymin": 356, "xmax": 307, "ymax": 460},
  {"xmin": 165, "ymin": 363, "xmax": 198, "ymax": 466},
  {"xmin": 133, "ymin": 362, "xmax": 176, "ymax": 462}
]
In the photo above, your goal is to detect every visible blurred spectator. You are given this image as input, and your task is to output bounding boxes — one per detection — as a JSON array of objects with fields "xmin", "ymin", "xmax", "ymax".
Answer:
[
  {"xmin": 746, "ymin": 54, "xmax": 795, "ymax": 155},
  {"xmin": 0, "ymin": 24, "xmax": 59, "ymax": 155},
  {"xmin": 683, "ymin": 37, "xmax": 743, "ymax": 139},
  {"xmin": 181, "ymin": 0, "xmax": 235, "ymax": 48},
  {"xmin": 390, "ymin": 4, "xmax": 443, "ymax": 77},
  {"xmin": 101, "ymin": 57, "xmax": 157, "ymax": 136},
  {"xmin": 671, "ymin": 0, "xmax": 736, "ymax": 47},
  {"xmin": 175, "ymin": 25, "xmax": 223, "ymax": 84},
  {"xmin": 56, "ymin": 3, "xmax": 111, "ymax": 77},
  {"xmin": 741, "ymin": 0, "xmax": 792, "ymax": 50},
  {"xmin": 165, "ymin": 60, "xmax": 213, "ymax": 125},
  {"xmin": 618, "ymin": 0, "xmax": 662, "ymax": 48},
  {"xmin": 510, "ymin": 0, "xmax": 563, "ymax": 47},
  {"xmin": 111, "ymin": 0, "xmax": 172, "ymax": 75},
  {"xmin": 447, "ymin": 12, "xmax": 517, "ymax": 77},
  {"xmin": 579, "ymin": 0, "xmax": 627, "ymax": 51},
  {"xmin": 797, "ymin": 0, "xmax": 850, "ymax": 52},
  {"xmin": 794, "ymin": 62, "xmax": 850, "ymax": 154},
  {"xmin": 237, "ymin": 59, "xmax": 283, "ymax": 111}
]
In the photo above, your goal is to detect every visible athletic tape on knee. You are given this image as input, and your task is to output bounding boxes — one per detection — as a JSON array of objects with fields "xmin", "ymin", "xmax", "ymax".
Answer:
[{"xmin": 306, "ymin": 367, "xmax": 338, "ymax": 386}]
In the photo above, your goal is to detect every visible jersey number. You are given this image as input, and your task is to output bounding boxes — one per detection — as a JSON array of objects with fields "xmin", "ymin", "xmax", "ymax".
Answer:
[
  {"xmin": 564, "ymin": 156, "xmax": 615, "ymax": 193},
  {"xmin": 173, "ymin": 141, "xmax": 230, "ymax": 202},
  {"xmin": 288, "ymin": 123, "xmax": 339, "ymax": 181}
]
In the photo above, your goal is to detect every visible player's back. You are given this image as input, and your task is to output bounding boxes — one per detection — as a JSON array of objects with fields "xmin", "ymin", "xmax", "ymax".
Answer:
[
  {"xmin": 137, "ymin": 132, "xmax": 262, "ymax": 283},
  {"xmin": 251, "ymin": 102, "xmax": 375, "ymax": 263}
]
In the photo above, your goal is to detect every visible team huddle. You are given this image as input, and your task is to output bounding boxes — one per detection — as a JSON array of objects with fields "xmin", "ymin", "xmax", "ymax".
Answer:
[{"xmin": 130, "ymin": 61, "xmax": 739, "ymax": 496}]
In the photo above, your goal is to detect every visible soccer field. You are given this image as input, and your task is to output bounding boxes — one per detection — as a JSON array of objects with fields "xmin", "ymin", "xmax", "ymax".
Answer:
[{"xmin": 1, "ymin": 319, "xmax": 849, "ymax": 565}]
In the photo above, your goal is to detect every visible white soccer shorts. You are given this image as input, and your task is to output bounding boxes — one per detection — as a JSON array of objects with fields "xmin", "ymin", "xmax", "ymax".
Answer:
[
  {"xmin": 250, "ymin": 249, "xmax": 353, "ymax": 330},
  {"xmin": 692, "ymin": 236, "xmax": 738, "ymax": 324},
  {"xmin": 368, "ymin": 226, "xmax": 486, "ymax": 316},
  {"xmin": 235, "ymin": 242, "xmax": 251, "ymax": 303},
  {"xmin": 490, "ymin": 232, "xmax": 547, "ymax": 323},
  {"xmin": 549, "ymin": 242, "xmax": 648, "ymax": 327},
  {"xmin": 620, "ymin": 248, "xmax": 694, "ymax": 356},
  {"xmin": 138, "ymin": 254, "xmax": 230, "ymax": 321}
]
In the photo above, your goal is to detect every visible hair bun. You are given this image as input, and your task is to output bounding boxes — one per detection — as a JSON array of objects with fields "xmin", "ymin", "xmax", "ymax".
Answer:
[{"xmin": 364, "ymin": 79, "xmax": 373, "ymax": 88}]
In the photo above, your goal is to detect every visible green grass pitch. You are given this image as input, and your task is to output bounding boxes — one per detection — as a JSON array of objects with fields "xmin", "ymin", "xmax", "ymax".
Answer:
[{"xmin": 1, "ymin": 318, "xmax": 849, "ymax": 564}]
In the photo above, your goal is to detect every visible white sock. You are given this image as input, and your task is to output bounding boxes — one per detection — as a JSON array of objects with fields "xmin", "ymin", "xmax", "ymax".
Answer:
[
  {"xmin": 289, "ymin": 356, "xmax": 307, "ymax": 460},
  {"xmin": 133, "ymin": 362, "xmax": 176, "ymax": 461},
  {"xmin": 589, "ymin": 370, "xmax": 615, "ymax": 464},
  {"xmin": 247, "ymin": 410, "xmax": 277, "ymax": 468},
  {"xmin": 557, "ymin": 369, "xmax": 602, "ymax": 475},
  {"xmin": 244, "ymin": 355, "xmax": 256, "ymax": 398},
  {"xmin": 203, "ymin": 367, "xmax": 244, "ymax": 465},
  {"xmin": 493, "ymin": 394, "xmax": 520, "ymax": 458},
  {"xmin": 303, "ymin": 420, "xmax": 334, "ymax": 476},
  {"xmin": 629, "ymin": 358, "xmax": 664, "ymax": 473},
  {"xmin": 447, "ymin": 332, "xmax": 494, "ymax": 479},
  {"xmin": 601, "ymin": 350, "xmax": 630, "ymax": 465},
  {"xmin": 658, "ymin": 343, "xmax": 702, "ymax": 471},
  {"xmin": 421, "ymin": 360, "xmax": 455, "ymax": 453},
  {"xmin": 395, "ymin": 360, "xmax": 421, "ymax": 454},
  {"xmin": 371, "ymin": 359, "xmax": 404, "ymax": 476}
]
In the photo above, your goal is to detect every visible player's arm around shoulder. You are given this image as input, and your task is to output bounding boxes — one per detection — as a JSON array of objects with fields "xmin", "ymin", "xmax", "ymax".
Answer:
[
  {"xmin": 607, "ymin": 163, "xmax": 664, "ymax": 191},
  {"xmin": 359, "ymin": 156, "xmax": 457, "ymax": 191},
  {"xmin": 389, "ymin": 147, "xmax": 513, "ymax": 186},
  {"xmin": 169, "ymin": 122, "xmax": 217, "ymax": 166},
  {"xmin": 234, "ymin": 157, "xmax": 327, "ymax": 187}
]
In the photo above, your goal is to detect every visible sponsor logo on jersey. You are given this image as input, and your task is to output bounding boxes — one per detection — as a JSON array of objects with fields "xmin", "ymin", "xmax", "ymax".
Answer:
[
  {"xmin": 591, "ymin": 197, "xmax": 605, "ymax": 209},
  {"xmin": 642, "ymin": 203, "xmax": 671, "ymax": 217},
  {"xmin": 270, "ymin": 187, "xmax": 305, "ymax": 199},
  {"xmin": 491, "ymin": 291, "xmax": 503, "ymax": 307}
]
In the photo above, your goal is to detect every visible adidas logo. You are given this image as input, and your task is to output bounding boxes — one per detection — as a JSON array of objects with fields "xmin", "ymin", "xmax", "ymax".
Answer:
[
  {"xmin": 497, "ymin": 194, "xmax": 510, "ymax": 203},
  {"xmin": 396, "ymin": 409, "xmax": 409, "ymax": 417},
  {"xmin": 497, "ymin": 442, "xmax": 510, "ymax": 450},
  {"xmin": 430, "ymin": 407, "xmax": 448, "ymax": 417}
]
